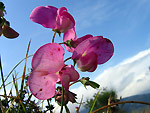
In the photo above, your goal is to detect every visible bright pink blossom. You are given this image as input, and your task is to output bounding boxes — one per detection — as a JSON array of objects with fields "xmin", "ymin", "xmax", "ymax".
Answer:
[
  {"xmin": 72, "ymin": 36, "xmax": 114, "ymax": 72},
  {"xmin": 28, "ymin": 43, "xmax": 79, "ymax": 100},
  {"xmin": 30, "ymin": 6, "xmax": 75, "ymax": 33}
]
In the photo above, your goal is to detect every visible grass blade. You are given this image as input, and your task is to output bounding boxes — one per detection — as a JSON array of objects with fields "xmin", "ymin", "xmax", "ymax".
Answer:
[
  {"xmin": 3, "ymin": 54, "xmax": 33, "ymax": 83},
  {"xmin": 6, "ymin": 98, "xmax": 16, "ymax": 113},
  {"xmin": 0, "ymin": 56, "xmax": 7, "ymax": 96},
  {"xmin": 60, "ymin": 87, "xmax": 65, "ymax": 113},
  {"xmin": 0, "ymin": 56, "xmax": 9, "ymax": 107},
  {"xmin": 12, "ymin": 74, "xmax": 27, "ymax": 113},
  {"xmin": 0, "ymin": 99, "xmax": 5, "ymax": 113},
  {"xmin": 88, "ymin": 89, "xmax": 101, "ymax": 113},
  {"xmin": 20, "ymin": 40, "xmax": 31, "ymax": 99}
]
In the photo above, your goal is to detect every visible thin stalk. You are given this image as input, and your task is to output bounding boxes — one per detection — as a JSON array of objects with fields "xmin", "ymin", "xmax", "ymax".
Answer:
[
  {"xmin": 20, "ymin": 40, "xmax": 31, "ymax": 99},
  {"xmin": 60, "ymin": 87, "xmax": 65, "ymax": 113},
  {"xmin": 0, "ymin": 56, "xmax": 9, "ymax": 107},
  {"xmin": 0, "ymin": 95, "xmax": 17, "ymax": 99},
  {"xmin": 12, "ymin": 74, "xmax": 27, "ymax": 113},
  {"xmin": 88, "ymin": 89, "xmax": 101, "ymax": 113},
  {"xmin": 26, "ymin": 94, "xmax": 32, "ymax": 105},
  {"xmin": 64, "ymin": 57, "xmax": 72, "ymax": 62},
  {"xmin": 41, "ymin": 100, "xmax": 44, "ymax": 112},
  {"xmin": 47, "ymin": 99, "xmax": 52, "ymax": 113},
  {"xmin": 52, "ymin": 32, "xmax": 56, "ymax": 43},
  {"xmin": 69, "ymin": 80, "xmax": 80, "ymax": 87},
  {"xmin": 59, "ymin": 42, "xmax": 65, "ymax": 45},
  {"xmin": 92, "ymin": 101, "xmax": 150, "ymax": 113},
  {"xmin": 0, "ymin": 56, "xmax": 7, "ymax": 96},
  {"xmin": 76, "ymin": 95, "xmax": 83, "ymax": 113},
  {"xmin": 0, "ymin": 99, "xmax": 5, "ymax": 113},
  {"xmin": 1, "ymin": 76, "xmax": 23, "ymax": 90},
  {"xmin": 6, "ymin": 98, "xmax": 16, "ymax": 113},
  {"xmin": 2, "ymin": 55, "xmax": 33, "ymax": 83},
  {"xmin": 65, "ymin": 105, "xmax": 70, "ymax": 113}
]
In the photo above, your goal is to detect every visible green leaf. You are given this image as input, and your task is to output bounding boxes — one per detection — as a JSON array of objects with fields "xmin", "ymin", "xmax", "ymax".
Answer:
[
  {"xmin": 86, "ymin": 81, "xmax": 100, "ymax": 89},
  {"xmin": 80, "ymin": 77, "xmax": 100, "ymax": 89}
]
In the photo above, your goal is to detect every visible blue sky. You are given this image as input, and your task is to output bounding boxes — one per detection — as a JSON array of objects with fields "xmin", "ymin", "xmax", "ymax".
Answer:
[{"xmin": 0, "ymin": 0, "xmax": 150, "ymax": 97}]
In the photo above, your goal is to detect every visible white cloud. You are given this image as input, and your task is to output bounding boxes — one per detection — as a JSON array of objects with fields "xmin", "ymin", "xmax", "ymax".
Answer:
[
  {"xmin": 53, "ymin": 49, "xmax": 150, "ymax": 113},
  {"xmin": 94, "ymin": 49, "xmax": 150, "ymax": 97}
]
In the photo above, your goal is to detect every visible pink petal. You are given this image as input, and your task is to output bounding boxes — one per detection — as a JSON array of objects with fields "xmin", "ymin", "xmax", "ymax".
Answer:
[
  {"xmin": 87, "ymin": 37, "xmax": 114, "ymax": 64},
  {"xmin": 55, "ymin": 7, "xmax": 75, "ymax": 33},
  {"xmin": 77, "ymin": 52, "xmax": 98, "ymax": 72},
  {"xmin": 71, "ymin": 34, "xmax": 93, "ymax": 48},
  {"xmin": 30, "ymin": 6, "xmax": 57, "ymax": 28},
  {"xmin": 72, "ymin": 36, "xmax": 114, "ymax": 64},
  {"xmin": 63, "ymin": 27, "xmax": 77, "ymax": 52},
  {"xmin": 32, "ymin": 43, "xmax": 65, "ymax": 73},
  {"xmin": 59, "ymin": 65, "xmax": 79, "ymax": 90},
  {"xmin": 28, "ymin": 71, "xmax": 58, "ymax": 100}
]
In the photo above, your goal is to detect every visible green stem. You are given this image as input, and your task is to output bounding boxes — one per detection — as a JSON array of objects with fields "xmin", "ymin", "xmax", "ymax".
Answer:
[
  {"xmin": 59, "ymin": 42, "xmax": 65, "ymax": 45},
  {"xmin": 65, "ymin": 105, "xmax": 70, "ymax": 113},
  {"xmin": 12, "ymin": 74, "xmax": 26, "ymax": 113},
  {"xmin": 20, "ymin": 40, "xmax": 31, "ymax": 100},
  {"xmin": 0, "ymin": 99, "xmax": 5, "ymax": 113},
  {"xmin": 3, "ymin": 55, "xmax": 33, "ymax": 83},
  {"xmin": 47, "ymin": 99, "xmax": 52, "ymax": 113},
  {"xmin": 52, "ymin": 32, "xmax": 56, "ymax": 43},
  {"xmin": 0, "ymin": 56, "xmax": 9, "ymax": 107},
  {"xmin": 69, "ymin": 80, "xmax": 80, "ymax": 87},
  {"xmin": 64, "ymin": 57, "xmax": 72, "ymax": 62},
  {"xmin": 0, "ymin": 56, "xmax": 7, "ymax": 97},
  {"xmin": 60, "ymin": 87, "xmax": 65, "ymax": 113}
]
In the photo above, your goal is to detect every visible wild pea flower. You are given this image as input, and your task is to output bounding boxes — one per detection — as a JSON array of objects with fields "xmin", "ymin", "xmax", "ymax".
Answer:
[
  {"xmin": 30, "ymin": 6, "xmax": 75, "ymax": 33},
  {"xmin": 72, "ymin": 36, "xmax": 114, "ymax": 72},
  {"xmin": 28, "ymin": 43, "xmax": 79, "ymax": 100}
]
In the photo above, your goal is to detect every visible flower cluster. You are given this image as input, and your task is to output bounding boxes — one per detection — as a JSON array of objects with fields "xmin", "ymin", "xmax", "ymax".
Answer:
[{"xmin": 28, "ymin": 5, "xmax": 114, "ymax": 105}]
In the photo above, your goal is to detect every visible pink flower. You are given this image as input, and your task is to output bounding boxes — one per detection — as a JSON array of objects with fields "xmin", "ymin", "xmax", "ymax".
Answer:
[
  {"xmin": 28, "ymin": 43, "xmax": 79, "ymax": 100},
  {"xmin": 30, "ymin": 6, "xmax": 75, "ymax": 33},
  {"xmin": 72, "ymin": 36, "xmax": 114, "ymax": 72}
]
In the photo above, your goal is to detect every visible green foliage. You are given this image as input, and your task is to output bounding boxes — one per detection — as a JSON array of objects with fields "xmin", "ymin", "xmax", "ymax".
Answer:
[{"xmin": 84, "ymin": 88, "xmax": 127, "ymax": 113}]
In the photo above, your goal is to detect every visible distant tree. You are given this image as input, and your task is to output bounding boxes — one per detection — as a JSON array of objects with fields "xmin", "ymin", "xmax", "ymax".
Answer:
[{"xmin": 84, "ymin": 88, "xmax": 127, "ymax": 113}]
